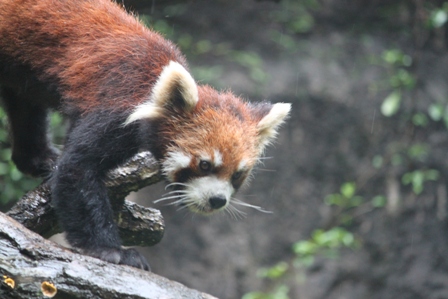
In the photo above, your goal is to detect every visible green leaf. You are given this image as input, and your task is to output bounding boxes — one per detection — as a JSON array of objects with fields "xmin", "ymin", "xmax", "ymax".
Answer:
[
  {"xmin": 382, "ymin": 49, "xmax": 402, "ymax": 65},
  {"xmin": 324, "ymin": 193, "xmax": 345, "ymax": 206},
  {"xmin": 430, "ymin": 9, "xmax": 448, "ymax": 28},
  {"xmin": 294, "ymin": 254, "xmax": 315, "ymax": 267},
  {"xmin": 443, "ymin": 106, "xmax": 448, "ymax": 129},
  {"xmin": 402, "ymin": 170, "xmax": 427, "ymax": 195},
  {"xmin": 390, "ymin": 69, "xmax": 415, "ymax": 89},
  {"xmin": 372, "ymin": 155, "xmax": 383, "ymax": 169},
  {"xmin": 242, "ymin": 292, "xmax": 268, "ymax": 299},
  {"xmin": 293, "ymin": 240, "xmax": 317, "ymax": 255},
  {"xmin": 391, "ymin": 154, "xmax": 403, "ymax": 166},
  {"xmin": 340, "ymin": 182, "xmax": 356, "ymax": 198},
  {"xmin": 425, "ymin": 169, "xmax": 439, "ymax": 181},
  {"xmin": 412, "ymin": 113, "xmax": 428, "ymax": 127},
  {"xmin": 381, "ymin": 91, "xmax": 401, "ymax": 117},
  {"xmin": 257, "ymin": 262, "xmax": 289, "ymax": 279},
  {"xmin": 428, "ymin": 103, "xmax": 444, "ymax": 121},
  {"xmin": 381, "ymin": 49, "xmax": 412, "ymax": 66},
  {"xmin": 371, "ymin": 195, "xmax": 387, "ymax": 208},
  {"xmin": 407, "ymin": 143, "xmax": 428, "ymax": 161}
]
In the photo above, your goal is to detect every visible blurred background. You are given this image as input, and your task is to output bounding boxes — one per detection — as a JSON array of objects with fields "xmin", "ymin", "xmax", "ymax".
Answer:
[{"xmin": 2, "ymin": 0, "xmax": 448, "ymax": 298}]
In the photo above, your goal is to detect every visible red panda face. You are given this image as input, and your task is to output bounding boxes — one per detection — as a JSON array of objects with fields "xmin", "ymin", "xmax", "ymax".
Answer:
[
  {"xmin": 159, "ymin": 124, "xmax": 260, "ymax": 214},
  {"xmin": 156, "ymin": 91, "xmax": 261, "ymax": 214},
  {"xmin": 125, "ymin": 61, "xmax": 291, "ymax": 215},
  {"xmin": 160, "ymin": 149, "xmax": 254, "ymax": 214}
]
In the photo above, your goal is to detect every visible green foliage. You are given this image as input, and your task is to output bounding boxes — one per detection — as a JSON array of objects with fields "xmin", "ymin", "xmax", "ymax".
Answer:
[
  {"xmin": 139, "ymin": 11, "xmax": 268, "ymax": 88},
  {"xmin": 267, "ymin": 0, "xmax": 318, "ymax": 53},
  {"xmin": 242, "ymin": 285, "xmax": 290, "ymax": 299},
  {"xmin": 381, "ymin": 90, "xmax": 401, "ymax": 117},
  {"xmin": 381, "ymin": 49, "xmax": 412, "ymax": 67},
  {"xmin": 257, "ymin": 262, "xmax": 289, "ymax": 282},
  {"xmin": 379, "ymin": 49, "xmax": 415, "ymax": 118},
  {"xmin": 427, "ymin": 102, "xmax": 448, "ymax": 129},
  {"xmin": 229, "ymin": 50, "xmax": 267, "ymax": 83},
  {"xmin": 371, "ymin": 195, "xmax": 387, "ymax": 208},
  {"xmin": 325, "ymin": 182, "xmax": 362, "ymax": 209},
  {"xmin": 402, "ymin": 169, "xmax": 439, "ymax": 195},
  {"xmin": 293, "ymin": 227, "xmax": 358, "ymax": 267},
  {"xmin": 324, "ymin": 182, "xmax": 388, "ymax": 225},
  {"xmin": 270, "ymin": 0, "xmax": 319, "ymax": 35},
  {"xmin": 247, "ymin": 2, "xmax": 445, "ymax": 299},
  {"xmin": 243, "ymin": 226, "xmax": 358, "ymax": 299},
  {"xmin": 412, "ymin": 112, "xmax": 429, "ymax": 127},
  {"xmin": 407, "ymin": 143, "xmax": 429, "ymax": 162},
  {"xmin": 0, "ymin": 106, "xmax": 65, "ymax": 209},
  {"xmin": 427, "ymin": 2, "xmax": 448, "ymax": 28},
  {"xmin": 0, "ymin": 106, "xmax": 37, "ymax": 208},
  {"xmin": 243, "ymin": 180, "xmax": 367, "ymax": 299}
]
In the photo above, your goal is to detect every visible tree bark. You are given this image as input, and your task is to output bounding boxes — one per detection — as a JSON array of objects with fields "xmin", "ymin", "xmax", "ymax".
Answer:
[
  {"xmin": 1, "ymin": 152, "xmax": 219, "ymax": 298},
  {"xmin": 0, "ymin": 213, "xmax": 217, "ymax": 299},
  {"xmin": 6, "ymin": 151, "xmax": 164, "ymax": 246}
]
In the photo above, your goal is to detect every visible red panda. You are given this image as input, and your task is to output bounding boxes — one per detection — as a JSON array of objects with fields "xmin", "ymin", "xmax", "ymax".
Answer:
[{"xmin": 0, "ymin": 0, "xmax": 290, "ymax": 271}]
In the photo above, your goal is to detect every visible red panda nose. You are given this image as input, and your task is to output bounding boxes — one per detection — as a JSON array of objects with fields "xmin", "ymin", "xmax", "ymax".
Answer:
[{"xmin": 209, "ymin": 196, "xmax": 227, "ymax": 209}]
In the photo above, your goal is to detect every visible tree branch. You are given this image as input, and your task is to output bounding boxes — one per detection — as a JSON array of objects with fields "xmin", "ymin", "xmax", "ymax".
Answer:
[
  {"xmin": 6, "ymin": 151, "xmax": 164, "ymax": 247},
  {"xmin": 1, "ymin": 151, "xmax": 219, "ymax": 298},
  {"xmin": 0, "ymin": 213, "xmax": 218, "ymax": 299}
]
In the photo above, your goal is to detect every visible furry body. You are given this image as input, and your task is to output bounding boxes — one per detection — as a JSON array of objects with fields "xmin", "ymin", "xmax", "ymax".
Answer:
[{"xmin": 0, "ymin": 0, "xmax": 290, "ymax": 270}]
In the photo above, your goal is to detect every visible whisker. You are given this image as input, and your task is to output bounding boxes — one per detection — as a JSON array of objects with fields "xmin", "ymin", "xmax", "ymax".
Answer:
[
  {"xmin": 232, "ymin": 198, "xmax": 272, "ymax": 214},
  {"xmin": 225, "ymin": 208, "xmax": 236, "ymax": 220},
  {"xmin": 175, "ymin": 200, "xmax": 198, "ymax": 212},
  {"xmin": 154, "ymin": 194, "xmax": 186, "ymax": 203},
  {"xmin": 224, "ymin": 204, "xmax": 236, "ymax": 219},
  {"xmin": 225, "ymin": 204, "xmax": 246, "ymax": 220},
  {"xmin": 163, "ymin": 190, "xmax": 190, "ymax": 195},
  {"xmin": 252, "ymin": 168, "xmax": 277, "ymax": 172},
  {"xmin": 165, "ymin": 182, "xmax": 190, "ymax": 190},
  {"xmin": 166, "ymin": 198, "xmax": 189, "ymax": 206}
]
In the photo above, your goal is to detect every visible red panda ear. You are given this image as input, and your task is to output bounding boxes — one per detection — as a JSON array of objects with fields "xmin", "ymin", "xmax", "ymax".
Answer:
[
  {"xmin": 255, "ymin": 102, "xmax": 291, "ymax": 151},
  {"xmin": 124, "ymin": 61, "xmax": 198, "ymax": 125}
]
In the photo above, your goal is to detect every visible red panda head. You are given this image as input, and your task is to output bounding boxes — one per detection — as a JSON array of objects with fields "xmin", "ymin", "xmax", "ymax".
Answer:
[{"xmin": 125, "ymin": 61, "xmax": 290, "ymax": 214}]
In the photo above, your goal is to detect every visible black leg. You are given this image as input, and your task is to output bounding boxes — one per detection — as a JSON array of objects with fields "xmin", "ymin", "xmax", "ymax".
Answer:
[
  {"xmin": 1, "ymin": 87, "xmax": 59, "ymax": 177},
  {"xmin": 51, "ymin": 111, "xmax": 149, "ymax": 270}
]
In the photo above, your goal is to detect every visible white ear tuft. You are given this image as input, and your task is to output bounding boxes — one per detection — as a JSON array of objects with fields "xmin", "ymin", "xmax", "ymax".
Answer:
[
  {"xmin": 123, "ymin": 101, "xmax": 164, "ymax": 126},
  {"xmin": 124, "ymin": 61, "xmax": 198, "ymax": 126},
  {"xmin": 257, "ymin": 103, "xmax": 291, "ymax": 150},
  {"xmin": 152, "ymin": 61, "xmax": 199, "ymax": 110}
]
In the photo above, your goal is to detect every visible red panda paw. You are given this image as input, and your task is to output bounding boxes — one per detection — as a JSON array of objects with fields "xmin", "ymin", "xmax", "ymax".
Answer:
[
  {"xmin": 86, "ymin": 247, "xmax": 151, "ymax": 271},
  {"xmin": 119, "ymin": 248, "xmax": 151, "ymax": 271},
  {"xmin": 12, "ymin": 147, "xmax": 60, "ymax": 178}
]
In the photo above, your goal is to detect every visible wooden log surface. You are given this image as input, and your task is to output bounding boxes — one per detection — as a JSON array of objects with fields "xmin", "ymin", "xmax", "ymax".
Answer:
[
  {"xmin": 0, "ymin": 213, "xmax": 218, "ymax": 299},
  {"xmin": 1, "ymin": 151, "xmax": 219, "ymax": 298}
]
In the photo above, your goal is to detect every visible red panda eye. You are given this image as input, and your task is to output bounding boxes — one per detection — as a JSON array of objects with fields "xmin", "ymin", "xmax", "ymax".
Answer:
[
  {"xmin": 232, "ymin": 171, "xmax": 243, "ymax": 180},
  {"xmin": 199, "ymin": 160, "xmax": 212, "ymax": 172}
]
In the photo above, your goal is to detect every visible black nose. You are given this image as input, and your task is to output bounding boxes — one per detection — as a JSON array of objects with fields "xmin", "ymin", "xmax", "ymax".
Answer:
[{"xmin": 209, "ymin": 196, "xmax": 227, "ymax": 209}]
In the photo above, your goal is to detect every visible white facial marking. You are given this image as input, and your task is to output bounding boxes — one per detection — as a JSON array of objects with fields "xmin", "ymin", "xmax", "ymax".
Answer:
[
  {"xmin": 199, "ymin": 152, "xmax": 211, "ymax": 162},
  {"xmin": 213, "ymin": 149, "xmax": 223, "ymax": 167},
  {"xmin": 185, "ymin": 176, "xmax": 234, "ymax": 212},
  {"xmin": 123, "ymin": 61, "xmax": 198, "ymax": 126},
  {"xmin": 238, "ymin": 159, "xmax": 249, "ymax": 172},
  {"xmin": 162, "ymin": 151, "xmax": 192, "ymax": 181}
]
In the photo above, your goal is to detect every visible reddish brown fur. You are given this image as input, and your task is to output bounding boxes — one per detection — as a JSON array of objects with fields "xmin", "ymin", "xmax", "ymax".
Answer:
[
  {"xmin": 0, "ymin": 0, "xmax": 186, "ymax": 113},
  {"xmin": 158, "ymin": 85, "xmax": 261, "ymax": 180},
  {"xmin": 0, "ymin": 0, "xmax": 289, "ymax": 270}
]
